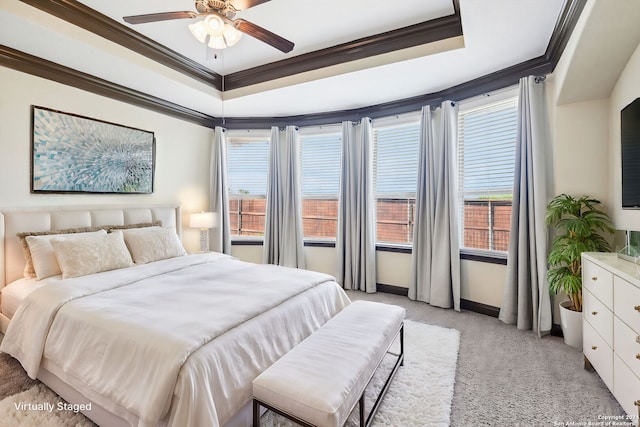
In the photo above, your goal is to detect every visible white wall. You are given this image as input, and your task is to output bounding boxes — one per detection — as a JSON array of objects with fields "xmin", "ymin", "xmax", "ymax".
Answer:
[
  {"xmin": 0, "ymin": 66, "xmax": 213, "ymax": 253},
  {"xmin": 549, "ymin": 97, "xmax": 611, "ymax": 205}
]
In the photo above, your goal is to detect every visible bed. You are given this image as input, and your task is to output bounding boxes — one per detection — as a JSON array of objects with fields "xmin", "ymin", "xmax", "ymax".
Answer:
[{"xmin": 0, "ymin": 204, "xmax": 350, "ymax": 427}]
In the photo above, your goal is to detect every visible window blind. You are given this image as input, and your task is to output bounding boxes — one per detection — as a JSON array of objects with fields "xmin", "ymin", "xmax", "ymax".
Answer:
[
  {"xmin": 457, "ymin": 96, "xmax": 518, "ymax": 252},
  {"xmin": 300, "ymin": 132, "xmax": 342, "ymax": 197},
  {"xmin": 458, "ymin": 98, "xmax": 517, "ymax": 199},
  {"xmin": 373, "ymin": 122, "xmax": 420, "ymax": 197},
  {"xmin": 227, "ymin": 137, "xmax": 270, "ymax": 197}
]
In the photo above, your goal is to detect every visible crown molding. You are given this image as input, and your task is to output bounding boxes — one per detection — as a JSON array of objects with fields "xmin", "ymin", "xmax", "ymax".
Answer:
[
  {"xmin": 4, "ymin": 0, "xmax": 585, "ymax": 129},
  {"xmin": 223, "ymin": 12, "xmax": 463, "ymax": 91},
  {"xmin": 18, "ymin": 0, "xmax": 223, "ymax": 90},
  {"xmin": 19, "ymin": 0, "xmax": 461, "ymax": 93},
  {"xmin": 220, "ymin": 0, "xmax": 586, "ymax": 128},
  {"xmin": 544, "ymin": 0, "xmax": 587, "ymax": 67},
  {"xmin": 0, "ymin": 45, "xmax": 217, "ymax": 128}
]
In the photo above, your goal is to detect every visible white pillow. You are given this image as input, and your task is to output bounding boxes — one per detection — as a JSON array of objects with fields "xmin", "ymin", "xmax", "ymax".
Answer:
[
  {"xmin": 50, "ymin": 231, "xmax": 133, "ymax": 279},
  {"xmin": 122, "ymin": 226, "xmax": 186, "ymax": 264},
  {"xmin": 26, "ymin": 230, "xmax": 108, "ymax": 280}
]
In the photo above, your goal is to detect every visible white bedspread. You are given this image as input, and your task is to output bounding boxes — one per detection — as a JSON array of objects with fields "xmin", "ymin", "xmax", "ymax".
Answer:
[{"xmin": 0, "ymin": 253, "xmax": 350, "ymax": 427}]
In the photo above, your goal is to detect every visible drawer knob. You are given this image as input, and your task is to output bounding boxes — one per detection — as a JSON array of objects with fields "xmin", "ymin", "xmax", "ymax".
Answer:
[
  {"xmin": 592, "ymin": 276, "xmax": 598, "ymax": 281},
  {"xmin": 635, "ymin": 400, "xmax": 640, "ymax": 407},
  {"xmin": 637, "ymin": 354, "xmax": 640, "ymax": 360},
  {"xmin": 591, "ymin": 311, "xmax": 598, "ymax": 316},
  {"xmin": 635, "ymin": 305, "xmax": 640, "ymax": 312},
  {"xmin": 592, "ymin": 346, "xmax": 597, "ymax": 350}
]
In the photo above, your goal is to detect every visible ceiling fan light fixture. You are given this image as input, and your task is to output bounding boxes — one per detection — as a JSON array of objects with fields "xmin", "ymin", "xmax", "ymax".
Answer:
[
  {"xmin": 204, "ymin": 14, "xmax": 225, "ymax": 36},
  {"xmin": 207, "ymin": 35, "xmax": 227, "ymax": 50},
  {"xmin": 223, "ymin": 23, "xmax": 242, "ymax": 46},
  {"xmin": 190, "ymin": 14, "xmax": 241, "ymax": 50},
  {"xmin": 188, "ymin": 20, "xmax": 209, "ymax": 43}
]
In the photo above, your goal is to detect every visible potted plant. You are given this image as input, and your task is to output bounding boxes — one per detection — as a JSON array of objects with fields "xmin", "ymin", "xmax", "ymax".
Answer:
[{"xmin": 545, "ymin": 194, "xmax": 614, "ymax": 348}]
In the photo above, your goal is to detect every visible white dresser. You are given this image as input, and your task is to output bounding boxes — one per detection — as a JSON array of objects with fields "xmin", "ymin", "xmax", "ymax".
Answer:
[{"xmin": 582, "ymin": 252, "xmax": 640, "ymax": 419}]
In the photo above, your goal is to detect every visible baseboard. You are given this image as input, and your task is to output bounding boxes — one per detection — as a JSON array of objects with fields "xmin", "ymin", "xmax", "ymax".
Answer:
[
  {"xmin": 375, "ymin": 285, "xmax": 566, "ymax": 337},
  {"xmin": 376, "ymin": 283, "xmax": 408, "ymax": 296},
  {"xmin": 375, "ymin": 285, "xmax": 503, "ymax": 319},
  {"xmin": 550, "ymin": 323, "xmax": 563, "ymax": 337},
  {"xmin": 460, "ymin": 299, "xmax": 500, "ymax": 318}
]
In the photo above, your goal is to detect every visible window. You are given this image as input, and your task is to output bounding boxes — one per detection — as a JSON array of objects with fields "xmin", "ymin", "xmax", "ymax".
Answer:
[
  {"xmin": 457, "ymin": 96, "xmax": 518, "ymax": 253},
  {"xmin": 227, "ymin": 136, "xmax": 269, "ymax": 237},
  {"xmin": 299, "ymin": 131, "xmax": 342, "ymax": 240},
  {"xmin": 373, "ymin": 122, "xmax": 420, "ymax": 244}
]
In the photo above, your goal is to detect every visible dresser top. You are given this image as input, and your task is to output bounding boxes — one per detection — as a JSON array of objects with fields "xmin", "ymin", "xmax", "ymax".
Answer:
[{"xmin": 582, "ymin": 252, "xmax": 640, "ymax": 288}]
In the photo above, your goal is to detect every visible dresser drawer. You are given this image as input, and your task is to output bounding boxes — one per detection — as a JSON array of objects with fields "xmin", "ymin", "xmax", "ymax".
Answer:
[
  {"xmin": 614, "ymin": 354, "xmax": 640, "ymax": 422},
  {"xmin": 584, "ymin": 288, "xmax": 613, "ymax": 346},
  {"xmin": 615, "ymin": 316, "xmax": 640, "ymax": 380},
  {"xmin": 615, "ymin": 276, "xmax": 640, "ymax": 332},
  {"xmin": 583, "ymin": 259, "xmax": 614, "ymax": 309},
  {"xmin": 584, "ymin": 320, "xmax": 613, "ymax": 391}
]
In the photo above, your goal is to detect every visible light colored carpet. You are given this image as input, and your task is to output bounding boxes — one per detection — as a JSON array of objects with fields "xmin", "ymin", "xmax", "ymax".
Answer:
[
  {"xmin": 0, "ymin": 320, "xmax": 460, "ymax": 427},
  {"xmin": 345, "ymin": 291, "xmax": 626, "ymax": 427},
  {"xmin": 1, "ymin": 289, "xmax": 627, "ymax": 426}
]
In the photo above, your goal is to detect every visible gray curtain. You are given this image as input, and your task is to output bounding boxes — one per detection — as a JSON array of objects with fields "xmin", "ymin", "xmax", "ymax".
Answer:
[
  {"xmin": 263, "ymin": 126, "xmax": 305, "ymax": 268},
  {"xmin": 409, "ymin": 103, "xmax": 461, "ymax": 311},
  {"xmin": 499, "ymin": 76, "xmax": 552, "ymax": 336},
  {"xmin": 209, "ymin": 126, "xmax": 231, "ymax": 254},
  {"xmin": 336, "ymin": 118, "xmax": 376, "ymax": 292}
]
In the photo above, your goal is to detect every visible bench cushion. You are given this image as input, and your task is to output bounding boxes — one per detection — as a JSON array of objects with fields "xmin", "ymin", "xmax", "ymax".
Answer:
[{"xmin": 253, "ymin": 300, "xmax": 405, "ymax": 427}]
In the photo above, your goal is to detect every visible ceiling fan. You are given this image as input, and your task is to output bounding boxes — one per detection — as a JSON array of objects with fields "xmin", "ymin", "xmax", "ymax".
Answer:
[{"xmin": 123, "ymin": 0, "xmax": 294, "ymax": 53}]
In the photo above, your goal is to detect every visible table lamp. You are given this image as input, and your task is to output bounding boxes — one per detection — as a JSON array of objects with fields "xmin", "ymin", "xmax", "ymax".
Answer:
[{"xmin": 190, "ymin": 212, "xmax": 217, "ymax": 252}]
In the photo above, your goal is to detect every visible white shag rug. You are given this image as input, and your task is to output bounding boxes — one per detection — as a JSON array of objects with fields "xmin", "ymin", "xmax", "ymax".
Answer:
[
  {"xmin": 262, "ymin": 319, "xmax": 461, "ymax": 427},
  {"xmin": 0, "ymin": 320, "xmax": 460, "ymax": 427}
]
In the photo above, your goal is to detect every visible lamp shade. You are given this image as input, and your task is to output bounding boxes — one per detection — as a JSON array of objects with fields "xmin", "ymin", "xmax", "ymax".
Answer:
[{"xmin": 190, "ymin": 212, "xmax": 217, "ymax": 229}]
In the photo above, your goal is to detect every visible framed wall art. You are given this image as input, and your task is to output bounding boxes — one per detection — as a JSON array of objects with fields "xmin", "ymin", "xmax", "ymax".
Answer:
[{"xmin": 31, "ymin": 106, "xmax": 155, "ymax": 194}]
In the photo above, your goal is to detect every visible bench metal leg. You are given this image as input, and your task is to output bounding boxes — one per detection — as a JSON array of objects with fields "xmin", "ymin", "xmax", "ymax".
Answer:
[
  {"xmin": 400, "ymin": 322, "xmax": 404, "ymax": 366},
  {"xmin": 363, "ymin": 322, "xmax": 405, "ymax": 427},
  {"xmin": 253, "ymin": 398, "xmax": 316, "ymax": 427},
  {"xmin": 253, "ymin": 399, "xmax": 260, "ymax": 427}
]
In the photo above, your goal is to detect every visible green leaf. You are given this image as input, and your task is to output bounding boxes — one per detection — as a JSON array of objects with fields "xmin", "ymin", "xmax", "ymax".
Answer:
[{"xmin": 545, "ymin": 193, "xmax": 615, "ymax": 302}]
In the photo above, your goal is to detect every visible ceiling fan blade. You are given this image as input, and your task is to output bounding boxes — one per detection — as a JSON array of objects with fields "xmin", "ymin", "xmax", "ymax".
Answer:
[
  {"xmin": 228, "ymin": 0, "xmax": 272, "ymax": 11},
  {"xmin": 234, "ymin": 19, "xmax": 294, "ymax": 53},
  {"xmin": 123, "ymin": 11, "xmax": 198, "ymax": 25}
]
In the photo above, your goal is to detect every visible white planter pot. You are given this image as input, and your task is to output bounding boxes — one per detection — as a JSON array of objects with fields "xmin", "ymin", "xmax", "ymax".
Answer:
[{"xmin": 559, "ymin": 300, "xmax": 583, "ymax": 349}]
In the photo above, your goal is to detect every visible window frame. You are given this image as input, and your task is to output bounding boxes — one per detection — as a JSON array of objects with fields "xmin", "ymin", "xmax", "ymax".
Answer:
[
  {"xmin": 456, "ymin": 87, "xmax": 518, "ymax": 259},
  {"xmin": 226, "ymin": 131, "xmax": 271, "ymax": 241},
  {"xmin": 372, "ymin": 115, "xmax": 421, "ymax": 247},
  {"xmin": 299, "ymin": 126, "xmax": 342, "ymax": 243}
]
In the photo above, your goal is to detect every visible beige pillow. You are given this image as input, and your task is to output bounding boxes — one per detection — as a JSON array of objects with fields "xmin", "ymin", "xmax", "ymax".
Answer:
[
  {"xmin": 26, "ymin": 230, "xmax": 108, "ymax": 280},
  {"xmin": 17, "ymin": 221, "xmax": 161, "ymax": 278},
  {"xmin": 50, "ymin": 231, "xmax": 133, "ymax": 279},
  {"xmin": 18, "ymin": 225, "xmax": 105, "ymax": 278},
  {"xmin": 122, "ymin": 226, "xmax": 186, "ymax": 264}
]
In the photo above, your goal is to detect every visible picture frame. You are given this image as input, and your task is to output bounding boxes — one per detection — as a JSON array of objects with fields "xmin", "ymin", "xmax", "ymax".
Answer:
[{"xmin": 31, "ymin": 106, "xmax": 155, "ymax": 194}]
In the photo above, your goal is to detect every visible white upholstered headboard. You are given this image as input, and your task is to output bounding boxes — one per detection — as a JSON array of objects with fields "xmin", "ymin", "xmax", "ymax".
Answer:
[{"xmin": 0, "ymin": 204, "xmax": 181, "ymax": 288}]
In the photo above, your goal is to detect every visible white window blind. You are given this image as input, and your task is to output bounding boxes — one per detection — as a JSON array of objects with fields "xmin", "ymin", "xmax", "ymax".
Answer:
[
  {"xmin": 300, "ymin": 132, "xmax": 342, "ymax": 197},
  {"xmin": 227, "ymin": 136, "xmax": 270, "ymax": 197},
  {"xmin": 373, "ymin": 122, "xmax": 420, "ymax": 244},
  {"xmin": 374, "ymin": 122, "xmax": 420, "ymax": 197},
  {"xmin": 458, "ymin": 98, "xmax": 518, "ymax": 198},
  {"xmin": 457, "ymin": 96, "xmax": 518, "ymax": 252},
  {"xmin": 299, "ymin": 132, "xmax": 342, "ymax": 240}
]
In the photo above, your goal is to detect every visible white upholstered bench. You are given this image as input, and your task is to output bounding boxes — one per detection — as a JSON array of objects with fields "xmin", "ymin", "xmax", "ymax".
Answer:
[{"xmin": 252, "ymin": 300, "xmax": 405, "ymax": 427}]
